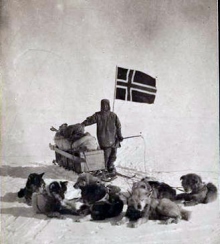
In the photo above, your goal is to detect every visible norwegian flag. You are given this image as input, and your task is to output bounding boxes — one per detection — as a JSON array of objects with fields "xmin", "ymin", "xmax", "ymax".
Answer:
[{"xmin": 115, "ymin": 67, "xmax": 157, "ymax": 104}]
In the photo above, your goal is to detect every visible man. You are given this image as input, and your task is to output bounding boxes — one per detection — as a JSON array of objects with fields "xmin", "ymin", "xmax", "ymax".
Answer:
[{"xmin": 81, "ymin": 99, "xmax": 123, "ymax": 177}]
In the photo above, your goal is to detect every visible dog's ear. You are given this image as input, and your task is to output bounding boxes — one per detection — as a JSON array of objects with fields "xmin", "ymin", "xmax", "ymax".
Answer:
[
  {"xmin": 49, "ymin": 182, "xmax": 58, "ymax": 191},
  {"xmin": 127, "ymin": 190, "xmax": 132, "ymax": 197},
  {"xmin": 60, "ymin": 181, "xmax": 68, "ymax": 187},
  {"xmin": 39, "ymin": 173, "xmax": 45, "ymax": 178},
  {"xmin": 27, "ymin": 174, "xmax": 35, "ymax": 182},
  {"xmin": 79, "ymin": 180, "xmax": 86, "ymax": 187},
  {"xmin": 28, "ymin": 174, "xmax": 34, "ymax": 179},
  {"xmin": 141, "ymin": 176, "xmax": 150, "ymax": 181},
  {"xmin": 180, "ymin": 176, "xmax": 185, "ymax": 181},
  {"xmin": 132, "ymin": 182, "xmax": 137, "ymax": 190},
  {"xmin": 197, "ymin": 175, "xmax": 202, "ymax": 183},
  {"xmin": 146, "ymin": 187, "xmax": 153, "ymax": 197}
]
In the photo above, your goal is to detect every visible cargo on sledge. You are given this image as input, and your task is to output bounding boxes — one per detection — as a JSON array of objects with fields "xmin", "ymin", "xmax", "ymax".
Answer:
[
  {"xmin": 49, "ymin": 144, "xmax": 105, "ymax": 174},
  {"xmin": 49, "ymin": 122, "xmax": 106, "ymax": 174}
]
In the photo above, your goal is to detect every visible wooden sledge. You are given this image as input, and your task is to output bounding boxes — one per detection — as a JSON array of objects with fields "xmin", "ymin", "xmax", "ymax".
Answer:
[{"xmin": 49, "ymin": 143, "xmax": 105, "ymax": 174}]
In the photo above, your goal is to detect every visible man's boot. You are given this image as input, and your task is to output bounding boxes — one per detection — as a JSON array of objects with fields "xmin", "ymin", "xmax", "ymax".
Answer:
[{"xmin": 107, "ymin": 166, "xmax": 116, "ymax": 177}]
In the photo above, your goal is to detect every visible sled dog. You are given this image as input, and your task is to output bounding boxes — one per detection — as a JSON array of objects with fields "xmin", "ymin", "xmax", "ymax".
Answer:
[
  {"xmin": 117, "ymin": 180, "xmax": 190, "ymax": 228},
  {"xmin": 175, "ymin": 173, "xmax": 218, "ymax": 206},
  {"xmin": 74, "ymin": 177, "xmax": 123, "ymax": 220},
  {"xmin": 32, "ymin": 181, "xmax": 78, "ymax": 218},
  {"xmin": 17, "ymin": 173, "xmax": 45, "ymax": 205},
  {"xmin": 140, "ymin": 177, "xmax": 176, "ymax": 200},
  {"xmin": 90, "ymin": 185, "xmax": 124, "ymax": 221}
]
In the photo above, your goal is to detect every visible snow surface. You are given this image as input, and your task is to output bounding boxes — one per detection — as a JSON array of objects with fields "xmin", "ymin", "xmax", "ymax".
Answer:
[{"xmin": 1, "ymin": 158, "xmax": 220, "ymax": 244}]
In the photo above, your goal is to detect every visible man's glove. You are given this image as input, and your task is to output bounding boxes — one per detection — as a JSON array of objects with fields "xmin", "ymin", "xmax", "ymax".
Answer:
[
  {"xmin": 118, "ymin": 136, "xmax": 124, "ymax": 142},
  {"xmin": 117, "ymin": 128, "xmax": 123, "ymax": 142}
]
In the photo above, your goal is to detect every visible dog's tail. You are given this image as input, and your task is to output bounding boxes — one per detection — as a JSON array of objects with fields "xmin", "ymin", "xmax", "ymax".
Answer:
[
  {"xmin": 203, "ymin": 183, "xmax": 218, "ymax": 203},
  {"xmin": 180, "ymin": 208, "xmax": 191, "ymax": 221},
  {"xmin": 17, "ymin": 188, "xmax": 25, "ymax": 198}
]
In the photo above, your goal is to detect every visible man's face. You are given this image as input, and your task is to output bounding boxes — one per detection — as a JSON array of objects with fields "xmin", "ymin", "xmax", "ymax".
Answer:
[
  {"xmin": 101, "ymin": 99, "xmax": 110, "ymax": 112},
  {"xmin": 102, "ymin": 103, "xmax": 109, "ymax": 111}
]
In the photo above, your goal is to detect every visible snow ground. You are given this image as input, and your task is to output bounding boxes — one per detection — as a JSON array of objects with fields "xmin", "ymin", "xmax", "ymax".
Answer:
[{"xmin": 1, "ymin": 161, "xmax": 220, "ymax": 244}]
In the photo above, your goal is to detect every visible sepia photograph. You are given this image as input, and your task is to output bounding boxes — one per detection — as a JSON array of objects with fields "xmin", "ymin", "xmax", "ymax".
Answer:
[{"xmin": 0, "ymin": 0, "xmax": 219, "ymax": 243}]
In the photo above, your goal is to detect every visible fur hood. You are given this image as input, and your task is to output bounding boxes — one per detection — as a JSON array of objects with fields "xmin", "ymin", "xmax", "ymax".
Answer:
[{"xmin": 100, "ymin": 99, "xmax": 110, "ymax": 112}]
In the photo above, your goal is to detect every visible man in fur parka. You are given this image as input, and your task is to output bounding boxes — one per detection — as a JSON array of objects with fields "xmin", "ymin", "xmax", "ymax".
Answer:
[{"xmin": 82, "ymin": 99, "xmax": 123, "ymax": 176}]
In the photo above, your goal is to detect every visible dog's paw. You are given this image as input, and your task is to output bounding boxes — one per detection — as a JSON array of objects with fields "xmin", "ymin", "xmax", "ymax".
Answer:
[
  {"xmin": 115, "ymin": 217, "xmax": 129, "ymax": 226},
  {"xmin": 128, "ymin": 222, "xmax": 139, "ymax": 228},
  {"xmin": 115, "ymin": 220, "xmax": 124, "ymax": 226},
  {"xmin": 47, "ymin": 212, "xmax": 64, "ymax": 219},
  {"xmin": 26, "ymin": 200, "xmax": 32, "ymax": 206},
  {"xmin": 183, "ymin": 201, "xmax": 189, "ymax": 206},
  {"xmin": 112, "ymin": 221, "xmax": 123, "ymax": 226},
  {"xmin": 184, "ymin": 201, "xmax": 197, "ymax": 207},
  {"xmin": 74, "ymin": 215, "xmax": 91, "ymax": 223},
  {"xmin": 164, "ymin": 217, "xmax": 179, "ymax": 225},
  {"xmin": 58, "ymin": 215, "xmax": 65, "ymax": 219}
]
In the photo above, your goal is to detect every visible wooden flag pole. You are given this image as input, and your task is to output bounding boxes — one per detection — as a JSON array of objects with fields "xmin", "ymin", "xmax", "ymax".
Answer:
[{"xmin": 112, "ymin": 65, "xmax": 118, "ymax": 112}]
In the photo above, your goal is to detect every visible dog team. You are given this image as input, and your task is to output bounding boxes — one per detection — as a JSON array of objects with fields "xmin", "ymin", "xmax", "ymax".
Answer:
[{"xmin": 17, "ymin": 171, "xmax": 218, "ymax": 227}]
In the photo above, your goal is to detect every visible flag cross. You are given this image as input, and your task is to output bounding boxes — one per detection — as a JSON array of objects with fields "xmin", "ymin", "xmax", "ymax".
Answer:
[{"xmin": 115, "ymin": 67, "xmax": 157, "ymax": 104}]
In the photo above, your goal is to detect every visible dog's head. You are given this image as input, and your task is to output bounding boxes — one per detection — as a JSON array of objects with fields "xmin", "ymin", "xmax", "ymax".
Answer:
[
  {"xmin": 106, "ymin": 185, "xmax": 121, "ymax": 195},
  {"xmin": 81, "ymin": 183, "xmax": 108, "ymax": 205},
  {"xmin": 128, "ymin": 180, "xmax": 153, "ymax": 212},
  {"xmin": 180, "ymin": 174, "xmax": 202, "ymax": 192},
  {"xmin": 73, "ymin": 173, "xmax": 101, "ymax": 189},
  {"xmin": 48, "ymin": 181, "xmax": 68, "ymax": 201},
  {"xmin": 132, "ymin": 180, "xmax": 152, "ymax": 195},
  {"xmin": 26, "ymin": 173, "xmax": 45, "ymax": 192},
  {"xmin": 128, "ymin": 190, "xmax": 152, "ymax": 212},
  {"xmin": 126, "ymin": 181, "xmax": 152, "ymax": 222}
]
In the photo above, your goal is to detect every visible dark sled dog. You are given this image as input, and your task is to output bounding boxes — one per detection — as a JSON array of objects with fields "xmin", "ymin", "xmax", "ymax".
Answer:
[
  {"xmin": 74, "ymin": 179, "xmax": 107, "ymax": 216},
  {"xmin": 117, "ymin": 179, "xmax": 191, "ymax": 228},
  {"xmin": 32, "ymin": 181, "xmax": 78, "ymax": 218},
  {"xmin": 90, "ymin": 185, "xmax": 124, "ymax": 221},
  {"xmin": 175, "ymin": 173, "xmax": 218, "ymax": 206},
  {"xmin": 17, "ymin": 173, "xmax": 45, "ymax": 205},
  {"xmin": 140, "ymin": 177, "xmax": 176, "ymax": 200},
  {"xmin": 74, "ymin": 173, "xmax": 106, "ymax": 206},
  {"xmin": 74, "ymin": 175, "xmax": 123, "ymax": 220}
]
